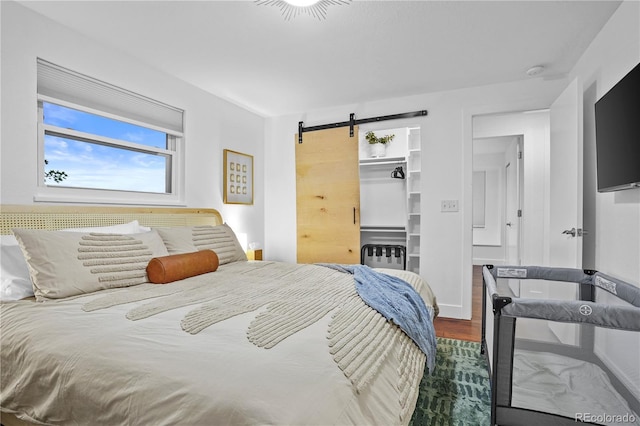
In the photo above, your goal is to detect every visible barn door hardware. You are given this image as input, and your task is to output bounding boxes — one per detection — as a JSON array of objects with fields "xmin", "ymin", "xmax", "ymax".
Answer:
[{"xmin": 297, "ymin": 110, "xmax": 428, "ymax": 144}]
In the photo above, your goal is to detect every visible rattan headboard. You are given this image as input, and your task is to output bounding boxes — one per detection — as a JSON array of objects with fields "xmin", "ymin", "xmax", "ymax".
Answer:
[{"xmin": 0, "ymin": 205, "xmax": 223, "ymax": 235}]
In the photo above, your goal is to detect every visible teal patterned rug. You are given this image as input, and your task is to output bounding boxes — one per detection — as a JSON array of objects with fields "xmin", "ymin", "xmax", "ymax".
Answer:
[{"xmin": 409, "ymin": 337, "xmax": 491, "ymax": 426}]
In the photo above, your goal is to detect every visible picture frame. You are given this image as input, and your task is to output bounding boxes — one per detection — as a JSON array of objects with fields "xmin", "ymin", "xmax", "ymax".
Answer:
[{"xmin": 223, "ymin": 149, "xmax": 253, "ymax": 204}]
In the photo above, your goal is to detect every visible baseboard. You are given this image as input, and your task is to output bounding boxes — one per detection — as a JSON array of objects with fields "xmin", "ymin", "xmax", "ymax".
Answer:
[{"xmin": 436, "ymin": 303, "xmax": 470, "ymax": 320}]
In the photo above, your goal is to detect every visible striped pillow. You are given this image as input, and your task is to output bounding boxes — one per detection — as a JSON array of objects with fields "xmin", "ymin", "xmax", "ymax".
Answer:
[
  {"xmin": 154, "ymin": 224, "xmax": 247, "ymax": 265},
  {"xmin": 12, "ymin": 228, "xmax": 169, "ymax": 301}
]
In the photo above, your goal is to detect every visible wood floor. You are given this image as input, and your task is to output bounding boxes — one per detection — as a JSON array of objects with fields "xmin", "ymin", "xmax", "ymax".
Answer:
[{"xmin": 433, "ymin": 265, "xmax": 483, "ymax": 342}]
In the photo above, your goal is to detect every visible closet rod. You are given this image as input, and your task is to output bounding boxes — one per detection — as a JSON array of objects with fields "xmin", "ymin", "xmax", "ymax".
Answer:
[
  {"xmin": 359, "ymin": 160, "xmax": 406, "ymax": 166},
  {"xmin": 297, "ymin": 110, "xmax": 427, "ymax": 144}
]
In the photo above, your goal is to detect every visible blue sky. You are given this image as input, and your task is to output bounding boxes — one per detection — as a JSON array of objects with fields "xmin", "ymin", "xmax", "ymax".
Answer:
[{"xmin": 43, "ymin": 102, "xmax": 168, "ymax": 193}]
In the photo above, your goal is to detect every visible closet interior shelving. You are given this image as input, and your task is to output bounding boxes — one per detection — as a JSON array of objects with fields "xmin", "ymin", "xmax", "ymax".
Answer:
[{"xmin": 359, "ymin": 127, "xmax": 421, "ymax": 274}]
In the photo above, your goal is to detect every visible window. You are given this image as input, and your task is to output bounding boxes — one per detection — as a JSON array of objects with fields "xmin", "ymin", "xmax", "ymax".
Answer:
[{"xmin": 36, "ymin": 59, "xmax": 185, "ymax": 205}]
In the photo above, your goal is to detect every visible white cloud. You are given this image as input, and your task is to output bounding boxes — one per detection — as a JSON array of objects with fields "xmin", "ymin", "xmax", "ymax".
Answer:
[
  {"xmin": 48, "ymin": 157, "xmax": 166, "ymax": 193},
  {"xmin": 43, "ymin": 104, "xmax": 78, "ymax": 126},
  {"xmin": 122, "ymin": 131, "xmax": 144, "ymax": 142},
  {"xmin": 45, "ymin": 135, "xmax": 167, "ymax": 193},
  {"xmin": 45, "ymin": 136, "xmax": 69, "ymax": 150}
]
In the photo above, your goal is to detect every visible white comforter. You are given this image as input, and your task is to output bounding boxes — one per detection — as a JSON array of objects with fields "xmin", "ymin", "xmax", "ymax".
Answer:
[{"xmin": 1, "ymin": 261, "xmax": 437, "ymax": 426}]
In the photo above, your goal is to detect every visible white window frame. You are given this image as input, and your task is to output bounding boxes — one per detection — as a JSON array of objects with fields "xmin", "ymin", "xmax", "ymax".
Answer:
[{"xmin": 35, "ymin": 60, "xmax": 185, "ymax": 206}]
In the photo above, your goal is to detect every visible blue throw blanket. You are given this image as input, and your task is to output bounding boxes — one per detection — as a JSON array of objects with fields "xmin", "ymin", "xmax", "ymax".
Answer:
[{"xmin": 319, "ymin": 264, "xmax": 437, "ymax": 373}]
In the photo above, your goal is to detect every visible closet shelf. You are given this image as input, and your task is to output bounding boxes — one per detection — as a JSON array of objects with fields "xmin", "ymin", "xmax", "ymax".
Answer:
[
  {"xmin": 359, "ymin": 156, "xmax": 406, "ymax": 167},
  {"xmin": 361, "ymin": 225, "xmax": 406, "ymax": 233}
]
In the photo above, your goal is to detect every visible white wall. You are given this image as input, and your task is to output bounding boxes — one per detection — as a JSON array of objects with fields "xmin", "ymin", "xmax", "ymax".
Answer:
[
  {"xmin": 0, "ymin": 2, "xmax": 265, "ymax": 247},
  {"xmin": 265, "ymin": 79, "xmax": 566, "ymax": 319},
  {"xmin": 472, "ymin": 153, "xmax": 505, "ymax": 265}
]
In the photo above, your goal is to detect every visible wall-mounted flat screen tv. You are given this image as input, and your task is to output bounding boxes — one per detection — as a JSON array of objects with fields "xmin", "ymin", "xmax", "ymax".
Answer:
[{"xmin": 594, "ymin": 61, "xmax": 640, "ymax": 192}]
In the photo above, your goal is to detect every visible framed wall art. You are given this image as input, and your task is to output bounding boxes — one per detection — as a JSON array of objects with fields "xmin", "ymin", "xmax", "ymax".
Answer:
[{"xmin": 223, "ymin": 149, "xmax": 253, "ymax": 205}]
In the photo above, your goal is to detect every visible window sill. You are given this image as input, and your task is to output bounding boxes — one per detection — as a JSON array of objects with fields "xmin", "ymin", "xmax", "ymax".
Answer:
[{"xmin": 34, "ymin": 187, "xmax": 185, "ymax": 207}]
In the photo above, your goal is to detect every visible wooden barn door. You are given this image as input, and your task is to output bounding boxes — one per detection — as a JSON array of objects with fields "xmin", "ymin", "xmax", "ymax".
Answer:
[{"xmin": 296, "ymin": 126, "xmax": 360, "ymax": 264}]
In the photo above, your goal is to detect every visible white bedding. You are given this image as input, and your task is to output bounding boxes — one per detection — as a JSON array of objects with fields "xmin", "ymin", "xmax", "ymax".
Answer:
[
  {"xmin": 1, "ymin": 261, "xmax": 437, "ymax": 426},
  {"xmin": 512, "ymin": 350, "xmax": 640, "ymax": 425}
]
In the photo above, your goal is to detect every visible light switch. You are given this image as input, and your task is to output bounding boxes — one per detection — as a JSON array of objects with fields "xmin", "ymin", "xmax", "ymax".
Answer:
[{"xmin": 441, "ymin": 200, "xmax": 459, "ymax": 212}]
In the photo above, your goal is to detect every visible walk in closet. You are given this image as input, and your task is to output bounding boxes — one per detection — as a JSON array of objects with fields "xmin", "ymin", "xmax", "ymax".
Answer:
[{"xmin": 359, "ymin": 127, "xmax": 421, "ymax": 274}]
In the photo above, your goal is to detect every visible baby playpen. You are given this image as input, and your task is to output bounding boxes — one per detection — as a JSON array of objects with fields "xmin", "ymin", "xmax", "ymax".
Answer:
[{"xmin": 482, "ymin": 265, "xmax": 640, "ymax": 425}]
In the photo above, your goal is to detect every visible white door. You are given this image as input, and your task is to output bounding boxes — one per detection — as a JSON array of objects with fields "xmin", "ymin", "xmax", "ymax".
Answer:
[
  {"xmin": 549, "ymin": 77, "xmax": 584, "ymax": 268},
  {"xmin": 547, "ymin": 77, "xmax": 584, "ymax": 345}
]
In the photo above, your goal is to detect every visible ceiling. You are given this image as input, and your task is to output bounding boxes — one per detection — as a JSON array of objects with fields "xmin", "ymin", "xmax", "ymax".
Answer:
[{"xmin": 18, "ymin": 0, "xmax": 621, "ymax": 117}]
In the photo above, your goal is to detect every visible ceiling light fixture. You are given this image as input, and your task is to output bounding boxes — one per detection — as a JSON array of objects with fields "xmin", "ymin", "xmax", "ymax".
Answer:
[
  {"xmin": 256, "ymin": 0, "xmax": 351, "ymax": 21},
  {"xmin": 286, "ymin": 0, "xmax": 320, "ymax": 6}
]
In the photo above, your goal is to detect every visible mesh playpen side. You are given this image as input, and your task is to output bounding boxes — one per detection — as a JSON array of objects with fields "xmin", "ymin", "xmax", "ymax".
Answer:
[{"xmin": 481, "ymin": 265, "xmax": 640, "ymax": 426}]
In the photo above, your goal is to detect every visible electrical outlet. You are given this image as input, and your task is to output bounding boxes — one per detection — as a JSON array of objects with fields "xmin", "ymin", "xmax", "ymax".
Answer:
[{"xmin": 441, "ymin": 199, "xmax": 459, "ymax": 212}]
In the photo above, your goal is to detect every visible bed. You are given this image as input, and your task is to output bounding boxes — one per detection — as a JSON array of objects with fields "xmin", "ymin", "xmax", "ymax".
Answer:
[
  {"xmin": 482, "ymin": 265, "xmax": 640, "ymax": 426},
  {"xmin": 0, "ymin": 205, "xmax": 438, "ymax": 426}
]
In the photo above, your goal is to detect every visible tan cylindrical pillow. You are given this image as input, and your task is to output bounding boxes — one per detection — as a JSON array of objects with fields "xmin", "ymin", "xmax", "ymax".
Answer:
[{"xmin": 147, "ymin": 250, "xmax": 219, "ymax": 284}]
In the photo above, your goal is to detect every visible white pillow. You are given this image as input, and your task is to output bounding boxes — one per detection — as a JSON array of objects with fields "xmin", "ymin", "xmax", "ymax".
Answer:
[
  {"xmin": 1, "ymin": 221, "xmax": 150, "ymax": 302},
  {"xmin": 0, "ymin": 235, "xmax": 34, "ymax": 301},
  {"xmin": 13, "ymin": 228, "xmax": 169, "ymax": 301},
  {"xmin": 61, "ymin": 220, "xmax": 144, "ymax": 234},
  {"xmin": 154, "ymin": 224, "xmax": 247, "ymax": 265}
]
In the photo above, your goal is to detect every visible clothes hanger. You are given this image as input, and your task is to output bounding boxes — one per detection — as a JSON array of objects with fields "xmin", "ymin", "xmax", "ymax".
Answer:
[{"xmin": 391, "ymin": 166, "xmax": 405, "ymax": 179}]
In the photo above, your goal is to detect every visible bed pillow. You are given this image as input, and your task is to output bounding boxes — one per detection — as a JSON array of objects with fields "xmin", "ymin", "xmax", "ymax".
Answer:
[
  {"xmin": 0, "ymin": 221, "xmax": 148, "ymax": 302},
  {"xmin": 0, "ymin": 235, "xmax": 34, "ymax": 301},
  {"xmin": 154, "ymin": 224, "xmax": 247, "ymax": 265},
  {"xmin": 12, "ymin": 228, "xmax": 169, "ymax": 301},
  {"xmin": 147, "ymin": 250, "xmax": 219, "ymax": 284},
  {"xmin": 61, "ymin": 220, "xmax": 145, "ymax": 234}
]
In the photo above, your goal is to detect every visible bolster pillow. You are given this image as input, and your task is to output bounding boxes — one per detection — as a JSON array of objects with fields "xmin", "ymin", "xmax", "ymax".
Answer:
[{"xmin": 147, "ymin": 250, "xmax": 219, "ymax": 284}]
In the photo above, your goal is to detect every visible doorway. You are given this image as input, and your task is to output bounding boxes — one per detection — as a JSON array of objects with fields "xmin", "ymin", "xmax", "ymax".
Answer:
[
  {"xmin": 471, "ymin": 110, "xmax": 549, "ymax": 327},
  {"xmin": 472, "ymin": 135, "xmax": 523, "ymax": 266},
  {"xmin": 471, "ymin": 110, "xmax": 549, "ymax": 270}
]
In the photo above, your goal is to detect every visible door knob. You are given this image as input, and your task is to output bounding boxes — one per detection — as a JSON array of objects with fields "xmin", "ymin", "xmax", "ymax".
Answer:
[
  {"xmin": 562, "ymin": 228, "xmax": 577, "ymax": 237},
  {"xmin": 506, "ymin": 222, "xmax": 512, "ymax": 227}
]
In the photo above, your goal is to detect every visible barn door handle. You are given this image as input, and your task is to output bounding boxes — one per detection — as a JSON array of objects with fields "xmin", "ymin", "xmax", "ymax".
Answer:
[{"xmin": 353, "ymin": 207, "xmax": 356, "ymax": 224}]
